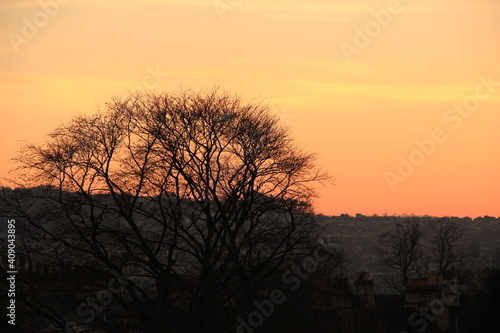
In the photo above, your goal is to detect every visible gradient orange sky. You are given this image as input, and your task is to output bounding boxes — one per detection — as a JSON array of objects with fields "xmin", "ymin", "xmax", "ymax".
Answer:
[{"xmin": 1, "ymin": 0, "xmax": 499, "ymax": 217}]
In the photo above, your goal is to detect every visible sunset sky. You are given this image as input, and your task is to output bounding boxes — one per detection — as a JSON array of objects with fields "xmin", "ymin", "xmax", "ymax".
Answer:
[{"xmin": 1, "ymin": 0, "xmax": 499, "ymax": 218}]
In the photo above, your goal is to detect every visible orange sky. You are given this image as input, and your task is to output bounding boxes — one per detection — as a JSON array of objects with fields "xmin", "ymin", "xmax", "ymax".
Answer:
[{"xmin": 1, "ymin": 0, "xmax": 499, "ymax": 218}]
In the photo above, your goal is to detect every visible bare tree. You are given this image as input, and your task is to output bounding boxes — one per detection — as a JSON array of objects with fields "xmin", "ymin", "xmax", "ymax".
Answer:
[
  {"xmin": 2, "ymin": 88, "xmax": 330, "ymax": 333},
  {"xmin": 431, "ymin": 220, "xmax": 465, "ymax": 274},
  {"xmin": 427, "ymin": 220, "xmax": 489, "ymax": 292},
  {"xmin": 378, "ymin": 219, "xmax": 423, "ymax": 294}
]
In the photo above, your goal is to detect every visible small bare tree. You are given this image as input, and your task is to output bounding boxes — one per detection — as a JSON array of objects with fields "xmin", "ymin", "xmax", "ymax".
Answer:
[
  {"xmin": 2, "ymin": 88, "xmax": 331, "ymax": 333},
  {"xmin": 378, "ymin": 219, "xmax": 423, "ymax": 294},
  {"xmin": 431, "ymin": 220, "xmax": 465, "ymax": 274},
  {"xmin": 427, "ymin": 220, "xmax": 488, "ymax": 292}
]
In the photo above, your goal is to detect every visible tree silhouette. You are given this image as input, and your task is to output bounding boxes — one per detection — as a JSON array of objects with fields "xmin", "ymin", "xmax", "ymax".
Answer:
[
  {"xmin": 429, "ymin": 219, "xmax": 486, "ymax": 292},
  {"xmin": 378, "ymin": 219, "xmax": 423, "ymax": 294},
  {"xmin": 431, "ymin": 220, "xmax": 465, "ymax": 274},
  {"xmin": 1, "ymin": 88, "xmax": 330, "ymax": 333}
]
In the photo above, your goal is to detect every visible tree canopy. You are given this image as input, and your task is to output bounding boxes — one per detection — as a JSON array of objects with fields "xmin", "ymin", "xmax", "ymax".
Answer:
[{"xmin": 2, "ymin": 88, "xmax": 330, "ymax": 333}]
